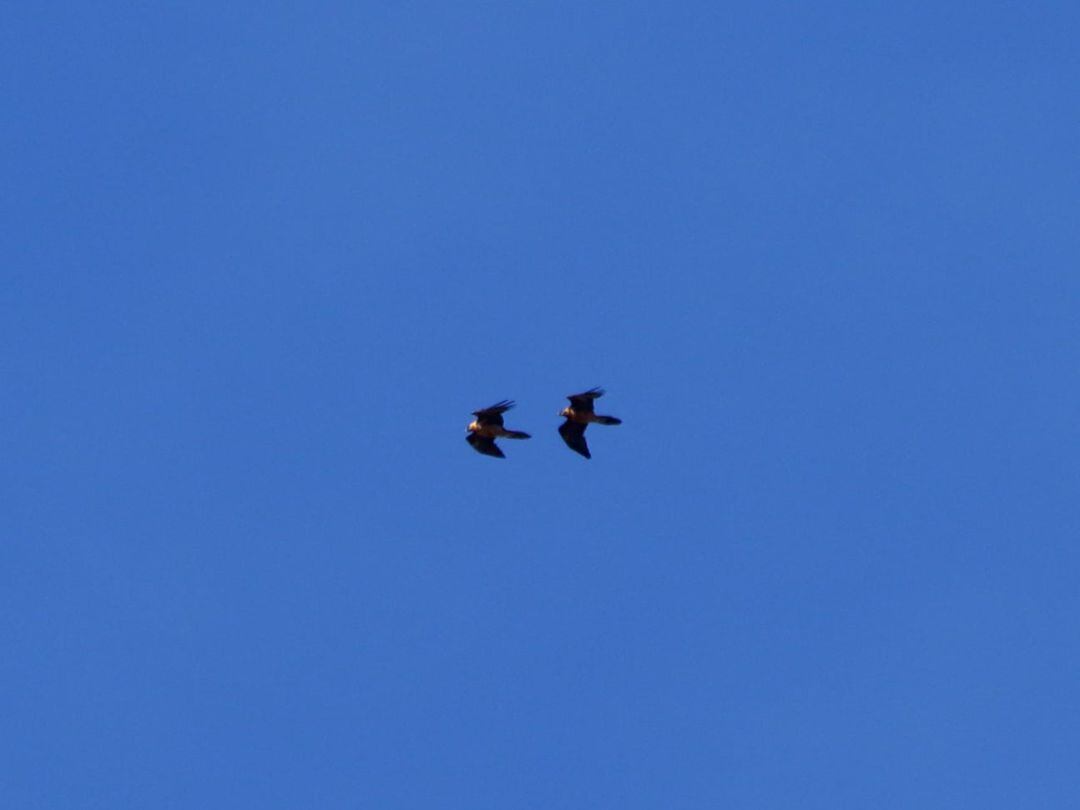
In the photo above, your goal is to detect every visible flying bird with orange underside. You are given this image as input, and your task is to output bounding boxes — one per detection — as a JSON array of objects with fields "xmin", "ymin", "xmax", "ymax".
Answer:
[
  {"xmin": 557, "ymin": 388, "xmax": 622, "ymax": 459},
  {"xmin": 466, "ymin": 400, "xmax": 531, "ymax": 458}
]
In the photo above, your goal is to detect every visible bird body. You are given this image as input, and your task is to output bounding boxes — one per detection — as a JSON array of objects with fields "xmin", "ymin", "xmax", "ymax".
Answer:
[
  {"xmin": 560, "ymin": 410, "xmax": 622, "ymax": 426},
  {"xmin": 467, "ymin": 420, "xmax": 531, "ymax": 439}
]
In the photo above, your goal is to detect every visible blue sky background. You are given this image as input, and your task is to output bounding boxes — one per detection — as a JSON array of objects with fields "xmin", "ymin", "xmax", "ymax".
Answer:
[{"xmin": 3, "ymin": 3, "xmax": 1079, "ymax": 807}]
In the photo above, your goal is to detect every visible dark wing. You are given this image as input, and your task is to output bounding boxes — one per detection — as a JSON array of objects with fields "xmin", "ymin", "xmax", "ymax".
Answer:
[
  {"xmin": 467, "ymin": 432, "xmax": 505, "ymax": 458},
  {"xmin": 472, "ymin": 399, "xmax": 514, "ymax": 428},
  {"xmin": 566, "ymin": 388, "xmax": 604, "ymax": 414},
  {"xmin": 558, "ymin": 419, "xmax": 591, "ymax": 459}
]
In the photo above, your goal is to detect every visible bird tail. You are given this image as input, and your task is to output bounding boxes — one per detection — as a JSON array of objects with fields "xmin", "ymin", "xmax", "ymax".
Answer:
[
  {"xmin": 595, "ymin": 416, "xmax": 622, "ymax": 426},
  {"xmin": 503, "ymin": 430, "xmax": 531, "ymax": 439}
]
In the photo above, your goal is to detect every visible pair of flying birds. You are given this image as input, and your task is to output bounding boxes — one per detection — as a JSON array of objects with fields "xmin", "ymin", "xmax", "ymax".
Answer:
[{"xmin": 466, "ymin": 388, "xmax": 622, "ymax": 460}]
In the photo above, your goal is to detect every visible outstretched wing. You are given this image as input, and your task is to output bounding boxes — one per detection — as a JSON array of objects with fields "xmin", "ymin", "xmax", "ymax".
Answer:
[
  {"xmin": 566, "ymin": 388, "xmax": 603, "ymax": 414},
  {"xmin": 467, "ymin": 432, "xmax": 505, "ymax": 458},
  {"xmin": 472, "ymin": 399, "xmax": 514, "ymax": 428},
  {"xmin": 558, "ymin": 419, "xmax": 591, "ymax": 459}
]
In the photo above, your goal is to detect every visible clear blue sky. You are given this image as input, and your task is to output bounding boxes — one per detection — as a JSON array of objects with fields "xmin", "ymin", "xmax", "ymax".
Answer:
[{"xmin": 4, "ymin": 3, "xmax": 1079, "ymax": 807}]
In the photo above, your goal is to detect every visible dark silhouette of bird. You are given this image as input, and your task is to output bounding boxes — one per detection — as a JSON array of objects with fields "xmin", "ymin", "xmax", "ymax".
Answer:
[
  {"xmin": 466, "ymin": 400, "xmax": 531, "ymax": 458},
  {"xmin": 557, "ymin": 388, "xmax": 622, "ymax": 459}
]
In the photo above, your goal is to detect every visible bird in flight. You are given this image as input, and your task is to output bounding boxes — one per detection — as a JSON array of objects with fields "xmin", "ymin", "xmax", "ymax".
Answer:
[
  {"xmin": 466, "ymin": 400, "xmax": 531, "ymax": 458},
  {"xmin": 557, "ymin": 388, "xmax": 622, "ymax": 459}
]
